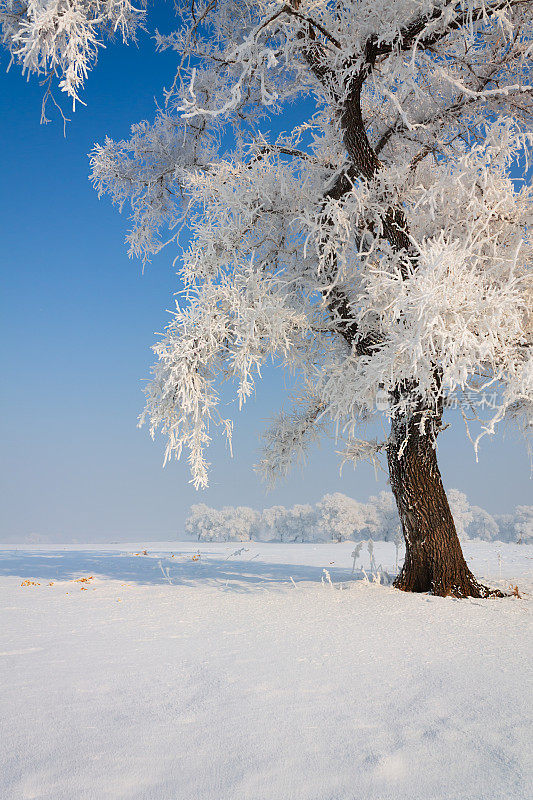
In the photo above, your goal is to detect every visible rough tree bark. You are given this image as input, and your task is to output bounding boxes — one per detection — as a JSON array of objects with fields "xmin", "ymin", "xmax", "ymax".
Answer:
[{"xmin": 387, "ymin": 409, "xmax": 503, "ymax": 597}]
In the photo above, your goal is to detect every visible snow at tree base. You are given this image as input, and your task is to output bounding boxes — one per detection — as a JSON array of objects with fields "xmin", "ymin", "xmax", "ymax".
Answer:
[
  {"xmin": 1, "ymin": 540, "xmax": 532, "ymax": 800},
  {"xmin": 2, "ymin": 0, "xmax": 531, "ymax": 595}
]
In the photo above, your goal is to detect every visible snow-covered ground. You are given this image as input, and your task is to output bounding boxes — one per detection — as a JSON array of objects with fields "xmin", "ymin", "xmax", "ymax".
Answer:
[{"xmin": 1, "ymin": 540, "xmax": 532, "ymax": 800}]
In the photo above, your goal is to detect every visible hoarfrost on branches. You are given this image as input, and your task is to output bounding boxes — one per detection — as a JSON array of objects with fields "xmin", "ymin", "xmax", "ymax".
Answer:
[
  {"xmin": 1, "ymin": 1, "xmax": 146, "ymax": 120},
  {"xmin": 5, "ymin": 0, "xmax": 532, "ymax": 488}
]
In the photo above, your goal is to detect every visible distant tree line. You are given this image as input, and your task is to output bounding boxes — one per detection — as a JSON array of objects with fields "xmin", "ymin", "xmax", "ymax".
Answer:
[{"xmin": 185, "ymin": 492, "xmax": 532, "ymax": 545}]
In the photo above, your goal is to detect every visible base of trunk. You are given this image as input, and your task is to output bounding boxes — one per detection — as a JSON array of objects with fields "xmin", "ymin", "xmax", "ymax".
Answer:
[
  {"xmin": 393, "ymin": 556, "xmax": 505, "ymax": 598},
  {"xmin": 388, "ymin": 410, "xmax": 506, "ymax": 599}
]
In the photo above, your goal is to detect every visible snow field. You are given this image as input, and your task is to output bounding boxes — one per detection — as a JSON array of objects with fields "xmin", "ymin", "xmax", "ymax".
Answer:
[{"xmin": 0, "ymin": 541, "xmax": 532, "ymax": 800}]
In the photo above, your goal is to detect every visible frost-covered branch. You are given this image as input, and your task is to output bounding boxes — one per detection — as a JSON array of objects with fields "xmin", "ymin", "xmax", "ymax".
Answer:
[
  {"xmin": 1, "ymin": 1, "xmax": 146, "ymax": 118},
  {"xmin": 6, "ymin": 1, "xmax": 531, "ymax": 487}
]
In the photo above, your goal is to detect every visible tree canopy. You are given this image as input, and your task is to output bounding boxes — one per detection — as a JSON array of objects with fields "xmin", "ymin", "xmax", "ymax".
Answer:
[{"xmin": 2, "ymin": 0, "xmax": 532, "ymax": 594}]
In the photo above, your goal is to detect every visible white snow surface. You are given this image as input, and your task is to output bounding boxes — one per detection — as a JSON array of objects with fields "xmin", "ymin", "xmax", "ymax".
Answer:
[{"xmin": 1, "ymin": 540, "xmax": 532, "ymax": 800}]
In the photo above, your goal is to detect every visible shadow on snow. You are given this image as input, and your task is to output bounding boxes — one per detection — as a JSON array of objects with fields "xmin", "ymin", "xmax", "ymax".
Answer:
[{"xmin": 0, "ymin": 550, "xmax": 360, "ymax": 591}]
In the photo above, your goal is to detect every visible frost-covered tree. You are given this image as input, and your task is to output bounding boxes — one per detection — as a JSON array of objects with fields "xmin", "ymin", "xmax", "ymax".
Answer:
[
  {"xmin": 186, "ymin": 502, "xmax": 259, "ymax": 541},
  {"xmin": 256, "ymin": 502, "xmax": 316, "ymax": 540},
  {"xmin": 447, "ymin": 489, "xmax": 475, "ymax": 541},
  {"xmin": 362, "ymin": 491, "xmax": 400, "ymax": 541},
  {"xmin": 4, "ymin": 1, "xmax": 532, "ymax": 595},
  {"xmin": 448, "ymin": 489, "xmax": 500, "ymax": 541},
  {"xmin": 275, "ymin": 503, "xmax": 316, "ymax": 541},
  {"xmin": 315, "ymin": 492, "xmax": 367, "ymax": 541},
  {"xmin": 514, "ymin": 506, "xmax": 533, "ymax": 543},
  {"xmin": 257, "ymin": 505, "xmax": 288, "ymax": 542},
  {"xmin": 497, "ymin": 505, "xmax": 533, "ymax": 543}
]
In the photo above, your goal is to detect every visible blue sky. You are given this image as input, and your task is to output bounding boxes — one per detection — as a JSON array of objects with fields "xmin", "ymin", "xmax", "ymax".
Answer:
[{"xmin": 0, "ymin": 4, "xmax": 531, "ymax": 542}]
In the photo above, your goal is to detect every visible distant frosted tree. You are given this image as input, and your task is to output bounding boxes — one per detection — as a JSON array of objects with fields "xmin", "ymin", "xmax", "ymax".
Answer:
[
  {"xmin": 258, "ymin": 505, "xmax": 289, "ymax": 542},
  {"xmin": 185, "ymin": 503, "xmax": 258, "ymax": 541},
  {"xmin": 494, "ymin": 513, "xmax": 514, "ymax": 543},
  {"xmin": 185, "ymin": 503, "xmax": 214, "ymax": 541},
  {"xmin": 316, "ymin": 493, "xmax": 367, "ymax": 542},
  {"xmin": 449, "ymin": 489, "xmax": 502, "ymax": 540},
  {"xmin": 465, "ymin": 506, "xmax": 500, "ymax": 542},
  {"xmin": 362, "ymin": 492, "xmax": 399, "ymax": 541},
  {"xmin": 279, "ymin": 504, "xmax": 316, "ymax": 542},
  {"xmin": 4, "ymin": 0, "xmax": 532, "ymax": 595},
  {"xmin": 447, "ymin": 490, "xmax": 475, "ymax": 541},
  {"xmin": 226, "ymin": 506, "xmax": 261, "ymax": 541},
  {"xmin": 512, "ymin": 506, "xmax": 533, "ymax": 544}
]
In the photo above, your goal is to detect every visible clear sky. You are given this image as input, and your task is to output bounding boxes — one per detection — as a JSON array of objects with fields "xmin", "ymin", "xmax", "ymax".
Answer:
[{"xmin": 1, "ymin": 3, "xmax": 531, "ymax": 543}]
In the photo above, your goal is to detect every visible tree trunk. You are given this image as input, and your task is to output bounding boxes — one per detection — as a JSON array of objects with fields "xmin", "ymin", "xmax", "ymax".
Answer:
[{"xmin": 387, "ymin": 411, "xmax": 502, "ymax": 598}]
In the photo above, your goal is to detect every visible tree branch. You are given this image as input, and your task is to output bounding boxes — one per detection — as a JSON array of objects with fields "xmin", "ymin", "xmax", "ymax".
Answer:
[
  {"xmin": 282, "ymin": 5, "xmax": 342, "ymax": 50},
  {"xmin": 366, "ymin": 0, "xmax": 530, "ymax": 65}
]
